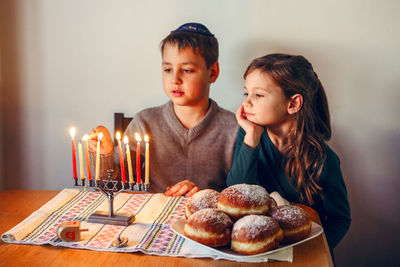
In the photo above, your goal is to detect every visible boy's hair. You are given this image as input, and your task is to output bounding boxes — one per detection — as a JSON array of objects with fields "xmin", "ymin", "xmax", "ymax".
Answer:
[
  {"xmin": 160, "ymin": 23, "xmax": 218, "ymax": 68},
  {"xmin": 244, "ymin": 54, "xmax": 331, "ymax": 204}
]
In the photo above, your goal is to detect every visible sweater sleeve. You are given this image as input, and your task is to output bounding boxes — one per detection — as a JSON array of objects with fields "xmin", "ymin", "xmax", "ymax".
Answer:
[
  {"xmin": 226, "ymin": 127, "xmax": 260, "ymax": 186},
  {"xmin": 319, "ymin": 148, "xmax": 351, "ymax": 249}
]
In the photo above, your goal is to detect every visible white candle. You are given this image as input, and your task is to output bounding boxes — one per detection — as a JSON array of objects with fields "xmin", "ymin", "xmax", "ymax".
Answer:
[
  {"xmin": 82, "ymin": 134, "xmax": 92, "ymax": 180},
  {"xmin": 95, "ymin": 133, "xmax": 103, "ymax": 181},
  {"xmin": 124, "ymin": 136, "xmax": 134, "ymax": 183},
  {"xmin": 144, "ymin": 135, "xmax": 150, "ymax": 185}
]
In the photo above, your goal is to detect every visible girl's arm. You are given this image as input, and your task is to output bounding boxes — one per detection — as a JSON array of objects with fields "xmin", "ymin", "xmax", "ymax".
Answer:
[
  {"xmin": 320, "ymin": 148, "xmax": 352, "ymax": 249},
  {"xmin": 226, "ymin": 127, "xmax": 260, "ymax": 186}
]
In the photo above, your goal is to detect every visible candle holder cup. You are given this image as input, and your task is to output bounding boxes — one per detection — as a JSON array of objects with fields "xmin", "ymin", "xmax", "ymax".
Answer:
[{"xmin": 73, "ymin": 169, "xmax": 149, "ymax": 226}]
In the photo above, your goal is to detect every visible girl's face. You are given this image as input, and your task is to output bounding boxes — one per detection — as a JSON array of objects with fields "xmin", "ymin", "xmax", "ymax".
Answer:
[{"xmin": 242, "ymin": 69, "xmax": 291, "ymax": 127}]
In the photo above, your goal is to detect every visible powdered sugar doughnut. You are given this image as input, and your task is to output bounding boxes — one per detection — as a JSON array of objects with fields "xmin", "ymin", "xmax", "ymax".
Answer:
[
  {"xmin": 184, "ymin": 208, "xmax": 233, "ymax": 247},
  {"xmin": 185, "ymin": 189, "xmax": 220, "ymax": 219},
  {"xmin": 218, "ymin": 184, "xmax": 274, "ymax": 219},
  {"xmin": 231, "ymin": 215, "xmax": 283, "ymax": 255},
  {"xmin": 269, "ymin": 205, "xmax": 312, "ymax": 243}
]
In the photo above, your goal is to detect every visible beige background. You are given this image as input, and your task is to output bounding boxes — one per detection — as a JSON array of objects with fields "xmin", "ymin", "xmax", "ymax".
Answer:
[{"xmin": 1, "ymin": 0, "xmax": 399, "ymax": 266}]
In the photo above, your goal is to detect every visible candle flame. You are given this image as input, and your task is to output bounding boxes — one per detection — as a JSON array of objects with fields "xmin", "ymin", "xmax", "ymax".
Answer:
[
  {"xmin": 124, "ymin": 136, "xmax": 129, "ymax": 144},
  {"xmin": 82, "ymin": 134, "xmax": 89, "ymax": 141},
  {"xmin": 144, "ymin": 135, "xmax": 149, "ymax": 142},
  {"xmin": 135, "ymin": 133, "xmax": 142, "ymax": 142},
  {"xmin": 70, "ymin": 127, "xmax": 76, "ymax": 138},
  {"xmin": 98, "ymin": 132, "xmax": 103, "ymax": 141},
  {"xmin": 116, "ymin": 131, "xmax": 121, "ymax": 140}
]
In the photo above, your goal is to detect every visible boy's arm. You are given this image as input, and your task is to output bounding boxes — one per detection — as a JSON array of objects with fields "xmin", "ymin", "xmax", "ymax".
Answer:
[
  {"xmin": 164, "ymin": 180, "xmax": 200, "ymax": 197},
  {"xmin": 226, "ymin": 127, "xmax": 259, "ymax": 186},
  {"xmin": 87, "ymin": 126, "xmax": 119, "ymax": 180}
]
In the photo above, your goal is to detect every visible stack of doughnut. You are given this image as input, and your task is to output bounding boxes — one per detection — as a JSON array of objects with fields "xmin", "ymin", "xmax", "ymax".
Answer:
[
  {"xmin": 218, "ymin": 184, "xmax": 275, "ymax": 219},
  {"xmin": 182, "ymin": 184, "xmax": 312, "ymax": 255},
  {"xmin": 269, "ymin": 205, "xmax": 312, "ymax": 243},
  {"xmin": 183, "ymin": 208, "xmax": 233, "ymax": 247},
  {"xmin": 185, "ymin": 189, "xmax": 219, "ymax": 219},
  {"xmin": 231, "ymin": 215, "xmax": 283, "ymax": 254}
]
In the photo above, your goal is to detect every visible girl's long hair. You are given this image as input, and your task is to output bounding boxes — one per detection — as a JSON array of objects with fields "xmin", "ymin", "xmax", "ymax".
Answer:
[{"xmin": 244, "ymin": 54, "xmax": 331, "ymax": 204}]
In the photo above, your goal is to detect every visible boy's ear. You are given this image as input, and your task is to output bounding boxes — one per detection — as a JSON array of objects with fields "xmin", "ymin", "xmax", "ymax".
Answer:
[
  {"xmin": 287, "ymin": 94, "xmax": 303, "ymax": 115},
  {"xmin": 209, "ymin": 62, "xmax": 219, "ymax": 83}
]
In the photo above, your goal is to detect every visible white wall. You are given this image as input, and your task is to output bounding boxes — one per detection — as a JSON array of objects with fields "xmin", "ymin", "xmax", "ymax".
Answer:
[{"xmin": 1, "ymin": 0, "xmax": 400, "ymax": 265}]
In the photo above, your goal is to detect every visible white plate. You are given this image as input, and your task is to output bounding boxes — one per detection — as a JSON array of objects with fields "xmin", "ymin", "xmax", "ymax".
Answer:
[{"xmin": 170, "ymin": 218, "xmax": 323, "ymax": 258}]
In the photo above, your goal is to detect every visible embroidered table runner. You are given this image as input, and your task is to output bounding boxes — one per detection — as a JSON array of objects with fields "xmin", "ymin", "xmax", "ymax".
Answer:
[{"xmin": 1, "ymin": 188, "xmax": 292, "ymax": 262}]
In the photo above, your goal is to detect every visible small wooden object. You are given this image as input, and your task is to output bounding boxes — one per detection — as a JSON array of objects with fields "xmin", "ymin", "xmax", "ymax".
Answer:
[{"xmin": 56, "ymin": 220, "xmax": 88, "ymax": 242}]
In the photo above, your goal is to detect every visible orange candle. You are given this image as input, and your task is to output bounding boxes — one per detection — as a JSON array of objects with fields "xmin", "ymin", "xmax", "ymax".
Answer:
[
  {"xmin": 116, "ymin": 132, "xmax": 126, "ymax": 183},
  {"xmin": 70, "ymin": 127, "xmax": 77, "ymax": 179},
  {"xmin": 135, "ymin": 133, "xmax": 142, "ymax": 184},
  {"xmin": 82, "ymin": 135, "xmax": 92, "ymax": 180}
]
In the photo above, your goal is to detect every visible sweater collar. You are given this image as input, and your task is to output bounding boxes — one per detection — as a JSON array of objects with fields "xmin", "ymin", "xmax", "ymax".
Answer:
[{"xmin": 165, "ymin": 99, "xmax": 218, "ymax": 142}]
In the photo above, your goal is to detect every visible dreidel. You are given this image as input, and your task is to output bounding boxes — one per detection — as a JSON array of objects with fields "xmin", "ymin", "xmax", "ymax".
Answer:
[{"xmin": 56, "ymin": 220, "xmax": 88, "ymax": 242}]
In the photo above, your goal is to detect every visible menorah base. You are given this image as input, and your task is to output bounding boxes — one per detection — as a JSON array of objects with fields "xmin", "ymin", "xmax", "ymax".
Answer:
[{"xmin": 87, "ymin": 211, "xmax": 135, "ymax": 226}]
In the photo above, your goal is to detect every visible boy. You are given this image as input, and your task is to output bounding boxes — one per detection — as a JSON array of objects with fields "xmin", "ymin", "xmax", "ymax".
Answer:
[{"xmin": 88, "ymin": 23, "xmax": 238, "ymax": 196}]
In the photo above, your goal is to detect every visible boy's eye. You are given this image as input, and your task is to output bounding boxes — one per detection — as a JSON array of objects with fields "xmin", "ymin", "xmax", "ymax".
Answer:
[
  {"xmin": 243, "ymin": 93, "xmax": 248, "ymax": 97},
  {"xmin": 163, "ymin": 68, "xmax": 171, "ymax": 73},
  {"xmin": 183, "ymin": 69, "xmax": 194, "ymax": 73},
  {"xmin": 256, "ymin": 94, "xmax": 264, "ymax": 98}
]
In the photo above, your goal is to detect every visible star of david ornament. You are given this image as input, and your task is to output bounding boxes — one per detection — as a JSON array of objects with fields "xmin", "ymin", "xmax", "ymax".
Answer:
[{"xmin": 102, "ymin": 179, "xmax": 118, "ymax": 191}]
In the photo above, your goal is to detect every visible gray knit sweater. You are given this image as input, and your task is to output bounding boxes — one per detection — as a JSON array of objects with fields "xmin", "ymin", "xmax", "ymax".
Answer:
[{"xmin": 96, "ymin": 99, "xmax": 238, "ymax": 193}]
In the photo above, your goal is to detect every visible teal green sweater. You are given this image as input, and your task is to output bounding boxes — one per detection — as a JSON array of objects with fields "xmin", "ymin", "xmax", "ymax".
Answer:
[{"xmin": 227, "ymin": 127, "xmax": 351, "ymax": 250}]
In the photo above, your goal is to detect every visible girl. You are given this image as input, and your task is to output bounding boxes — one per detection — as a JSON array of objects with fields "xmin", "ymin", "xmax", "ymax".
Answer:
[{"xmin": 227, "ymin": 54, "xmax": 351, "ymax": 253}]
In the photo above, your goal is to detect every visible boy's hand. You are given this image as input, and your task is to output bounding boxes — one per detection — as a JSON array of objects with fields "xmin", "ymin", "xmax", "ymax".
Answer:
[
  {"xmin": 236, "ymin": 105, "xmax": 264, "ymax": 148},
  {"xmin": 164, "ymin": 180, "xmax": 200, "ymax": 197},
  {"xmin": 87, "ymin": 126, "xmax": 114, "ymax": 155}
]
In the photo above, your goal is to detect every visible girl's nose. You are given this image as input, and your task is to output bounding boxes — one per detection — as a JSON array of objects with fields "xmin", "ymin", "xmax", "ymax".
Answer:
[{"xmin": 242, "ymin": 95, "xmax": 252, "ymax": 107}]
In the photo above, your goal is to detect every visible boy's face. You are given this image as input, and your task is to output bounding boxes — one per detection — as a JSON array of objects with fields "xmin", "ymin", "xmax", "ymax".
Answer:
[{"xmin": 162, "ymin": 43, "xmax": 218, "ymax": 108}]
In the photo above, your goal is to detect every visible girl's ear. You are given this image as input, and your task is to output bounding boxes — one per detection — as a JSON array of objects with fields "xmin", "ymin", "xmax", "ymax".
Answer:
[
  {"xmin": 209, "ymin": 62, "xmax": 220, "ymax": 83},
  {"xmin": 287, "ymin": 94, "xmax": 303, "ymax": 115}
]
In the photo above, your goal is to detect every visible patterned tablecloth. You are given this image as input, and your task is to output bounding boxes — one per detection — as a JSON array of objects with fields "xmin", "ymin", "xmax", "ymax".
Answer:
[{"xmin": 1, "ymin": 188, "xmax": 292, "ymax": 262}]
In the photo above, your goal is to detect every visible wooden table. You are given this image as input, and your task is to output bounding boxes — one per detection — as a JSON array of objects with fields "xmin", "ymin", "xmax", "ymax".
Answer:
[{"xmin": 0, "ymin": 190, "xmax": 333, "ymax": 267}]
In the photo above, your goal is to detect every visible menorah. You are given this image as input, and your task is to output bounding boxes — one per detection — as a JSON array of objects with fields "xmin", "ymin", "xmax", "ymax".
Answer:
[{"xmin": 73, "ymin": 169, "xmax": 150, "ymax": 226}]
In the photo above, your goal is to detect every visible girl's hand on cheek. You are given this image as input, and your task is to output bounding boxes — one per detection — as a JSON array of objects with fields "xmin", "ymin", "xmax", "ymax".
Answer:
[{"xmin": 236, "ymin": 105, "xmax": 264, "ymax": 148}]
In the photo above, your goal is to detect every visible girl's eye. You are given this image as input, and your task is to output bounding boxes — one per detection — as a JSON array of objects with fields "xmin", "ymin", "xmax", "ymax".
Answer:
[
  {"xmin": 243, "ymin": 93, "xmax": 248, "ymax": 97},
  {"xmin": 256, "ymin": 94, "xmax": 264, "ymax": 98},
  {"xmin": 163, "ymin": 68, "xmax": 171, "ymax": 73}
]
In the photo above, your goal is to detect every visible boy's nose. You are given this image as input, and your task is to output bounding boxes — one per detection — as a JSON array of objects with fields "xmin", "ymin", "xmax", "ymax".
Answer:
[{"xmin": 172, "ymin": 72, "xmax": 182, "ymax": 84}]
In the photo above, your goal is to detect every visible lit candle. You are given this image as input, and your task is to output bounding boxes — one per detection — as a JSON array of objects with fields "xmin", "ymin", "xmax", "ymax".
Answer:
[
  {"xmin": 144, "ymin": 135, "xmax": 150, "ymax": 185},
  {"xmin": 135, "ymin": 133, "xmax": 142, "ymax": 184},
  {"xmin": 70, "ymin": 127, "xmax": 78, "ymax": 179},
  {"xmin": 82, "ymin": 135, "xmax": 92, "ymax": 180},
  {"xmin": 116, "ymin": 132, "xmax": 126, "ymax": 183},
  {"xmin": 95, "ymin": 132, "xmax": 103, "ymax": 181},
  {"xmin": 124, "ymin": 136, "xmax": 134, "ymax": 183},
  {"xmin": 78, "ymin": 140, "xmax": 85, "ymax": 180}
]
